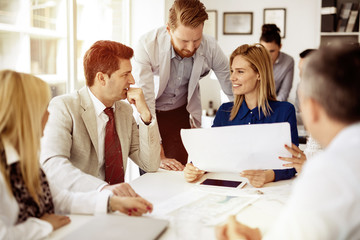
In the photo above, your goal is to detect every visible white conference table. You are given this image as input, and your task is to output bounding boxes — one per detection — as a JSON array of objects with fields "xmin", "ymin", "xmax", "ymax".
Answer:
[{"xmin": 47, "ymin": 170, "xmax": 295, "ymax": 239}]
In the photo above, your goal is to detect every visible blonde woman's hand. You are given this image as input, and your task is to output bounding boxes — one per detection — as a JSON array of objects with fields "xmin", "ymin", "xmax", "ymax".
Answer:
[
  {"xmin": 240, "ymin": 169, "xmax": 275, "ymax": 188},
  {"xmin": 40, "ymin": 213, "xmax": 71, "ymax": 231},
  {"xmin": 184, "ymin": 162, "xmax": 205, "ymax": 182},
  {"xmin": 109, "ymin": 196, "xmax": 153, "ymax": 216},
  {"xmin": 279, "ymin": 144, "xmax": 307, "ymax": 174}
]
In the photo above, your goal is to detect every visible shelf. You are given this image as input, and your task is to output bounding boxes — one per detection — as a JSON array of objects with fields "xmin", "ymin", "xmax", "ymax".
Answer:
[
  {"xmin": 321, "ymin": 32, "xmax": 360, "ymax": 36},
  {"xmin": 320, "ymin": 0, "xmax": 360, "ymax": 45}
]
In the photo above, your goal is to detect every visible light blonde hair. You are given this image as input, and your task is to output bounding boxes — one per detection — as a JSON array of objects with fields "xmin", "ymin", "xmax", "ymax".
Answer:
[
  {"xmin": 229, "ymin": 44, "xmax": 277, "ymax": 120},
  {"xmin": 168, "ymin": 0, "xmax": 208, "ymax": 30},
  {"xmin": 0, "ymin": 70, "xmax": 51, "ymax": 203}
]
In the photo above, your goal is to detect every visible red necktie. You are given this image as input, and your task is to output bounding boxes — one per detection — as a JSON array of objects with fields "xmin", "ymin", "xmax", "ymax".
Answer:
[{"xmin": 104, "ymin": 107, "xmax": 124, "ymax": 184}]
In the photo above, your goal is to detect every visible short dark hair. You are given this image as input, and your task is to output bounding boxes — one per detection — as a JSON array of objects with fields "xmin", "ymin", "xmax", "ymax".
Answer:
[
  {"xmin": 83, "ymin": 40, "xmax": 134, "ymax": 86},
  {"xmin": 299, "ymin": 49, "xmax": 316, "ymax": 58},
  {"xmin": 260, "ymin": 24, "xmax": 281, "ymax": 46},
  {"xmin": 301, "ymin": 44, "xmax": 360, "ymax": 123}
]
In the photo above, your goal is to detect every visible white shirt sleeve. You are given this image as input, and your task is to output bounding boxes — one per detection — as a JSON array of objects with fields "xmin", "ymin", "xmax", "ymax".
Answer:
[
  {"xmin": 0, "ymin": 217, "xmax": 53, "ymax": 240},
  {"xmin": 264, "ymin": 149, "xmax": 360, "ymax": 240},
  {"xmin": 50, "ymin": 182, "xmax": 111, "ymax": 215},
  {"xmin": 0, "ymin": 173, "xmax": 53, "ymax": 240}
]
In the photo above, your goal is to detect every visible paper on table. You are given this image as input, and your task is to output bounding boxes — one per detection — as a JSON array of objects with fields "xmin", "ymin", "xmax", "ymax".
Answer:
[{"xmin": 181, "ymin": 122, "xmax": 292, "ymax": 172}]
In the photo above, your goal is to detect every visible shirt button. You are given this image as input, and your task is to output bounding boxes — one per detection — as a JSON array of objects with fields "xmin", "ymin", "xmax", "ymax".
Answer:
[{"xmin": 250, "ymin": 111, "xmax": 252, "ymax": 114}]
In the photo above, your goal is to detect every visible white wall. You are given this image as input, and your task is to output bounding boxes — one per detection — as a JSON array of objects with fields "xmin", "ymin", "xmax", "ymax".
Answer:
[{"xmin": 130, "ymin": 0, "xmax": 166, "ymax": 46}]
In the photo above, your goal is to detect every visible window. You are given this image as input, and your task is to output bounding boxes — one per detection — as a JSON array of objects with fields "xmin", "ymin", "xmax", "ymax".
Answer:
[{"xmin": 0, "ymin": 0, "xmax": 130, "ymax": 96}]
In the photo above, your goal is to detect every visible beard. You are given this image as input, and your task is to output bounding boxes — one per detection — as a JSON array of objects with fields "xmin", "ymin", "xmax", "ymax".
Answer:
[{"xmin": 171, "ymin": 38, "xmax": 197, "ymax": 58}]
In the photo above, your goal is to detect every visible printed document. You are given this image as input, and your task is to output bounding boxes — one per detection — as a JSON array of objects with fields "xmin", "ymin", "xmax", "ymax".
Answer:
[{"xmin": 181, "ymin": 122, "xmax": 292, "ymax": 172}]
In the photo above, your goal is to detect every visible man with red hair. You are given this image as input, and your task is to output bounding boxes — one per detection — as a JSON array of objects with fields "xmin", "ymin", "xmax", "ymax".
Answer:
[
  {"xmin": 133, "ymin": 0, "xmax": 233, "ymax": 171},
  {"xmin": 40, "ymin": 40, "xmax": 160, "ymax": 196}
]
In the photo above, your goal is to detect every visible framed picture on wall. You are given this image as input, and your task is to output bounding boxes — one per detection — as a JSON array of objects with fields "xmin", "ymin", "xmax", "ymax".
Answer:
[
  {"xmin": 223, "ymin": 12, "xmax": 253, "ymax": 35},
  {"xmin": 263, "ymin": 8, "xmax": 286, "ymax": 38},
  {"xmin": 204, "ymin": 10, "xmax": 218, "ymax": 40}
]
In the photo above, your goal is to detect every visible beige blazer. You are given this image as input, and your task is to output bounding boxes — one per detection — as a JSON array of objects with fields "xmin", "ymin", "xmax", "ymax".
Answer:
[
  {"xmin": 133, "ymin": 26, "xmax": 233, "ymax": 127},
  {"xmin": 40, "ymin": 87, "xmax": 160, "ymax": 192}
]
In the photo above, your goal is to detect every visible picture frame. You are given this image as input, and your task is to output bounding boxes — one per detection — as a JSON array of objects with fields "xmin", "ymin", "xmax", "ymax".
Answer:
[
  {"xmin": 263, "ymin": 8, "xmax": 286, "ymax": 38},
  {"xmin": 204, "ymin": 10, "xmax": 218, "ymax": 40},
  {"xmin": 223, "ymin": 12, "xmax": 253, "ymax": 35}
]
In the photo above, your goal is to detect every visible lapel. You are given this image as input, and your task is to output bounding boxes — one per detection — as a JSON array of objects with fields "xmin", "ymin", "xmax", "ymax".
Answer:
[
  {"xmin": 114, "ymin": 101, "xmax": 128, "ymax": 159},
  {"xmin": 79, "ymin": 87, "xmax": 99, "ymax": 157},
  {"xmin": 158, "ymin": 29, "xmax": 172, "ymax": 98}
]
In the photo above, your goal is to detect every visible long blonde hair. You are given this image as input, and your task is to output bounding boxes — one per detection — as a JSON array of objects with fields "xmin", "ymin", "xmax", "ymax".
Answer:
[
  {"xmin": 0, "ymin": 70, "xmax": 51, "ymax": 203},
  {"xmin": 229, "ymin": 44, "xmax": 277, "ymax": 120}
]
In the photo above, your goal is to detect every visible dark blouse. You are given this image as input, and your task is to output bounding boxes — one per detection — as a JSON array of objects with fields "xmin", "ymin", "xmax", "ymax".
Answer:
[
  {"xmin": 212, "ymin": 100, "xmax": 299, "ymax": 181},
  {"xmin": 0, "ymin": 148, "xmax": 55, "ymax": 224}
]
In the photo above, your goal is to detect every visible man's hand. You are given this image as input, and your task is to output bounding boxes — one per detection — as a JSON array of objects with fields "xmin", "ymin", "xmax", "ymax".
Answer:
[
  {"xmin": 159, "ymin": 144, "xmax": 184, "ymax": 171},
  {"xmin": 102, "ymin": 183, "xmax": 139, "ymax": 197},
  {"xmin": 240, "ymin": 170, "xmax": 275, "ymax": 188},
  {"xmin": 160, "ymin": 158, "xmax": 184, "ymax": 171},
  {"xmin": 215, "ymin": 215, "xmax": 262, "ymax": 240},
  {"xmin": 126, "ymin": 87, "xmax": 151, "ymax": 124},
  {"xmin": 279, "ymin": 144, "xmax": 307, "ymax": 174},
  {"xmin": 40, "ymin": 213, "xmax": 71, "ymax": 231},
  {"xmin": 109, "ymin": 196, "xmax": 153, "ymax": 216}
]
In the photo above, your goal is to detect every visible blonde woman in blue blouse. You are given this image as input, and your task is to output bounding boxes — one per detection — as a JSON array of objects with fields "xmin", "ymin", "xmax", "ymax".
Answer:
[
  {"xmin": 0, "ymin": 70, "xmax": 153, "ymax": 239},
  {"xmin": 184, "ymin": 44, "xmax": 299, "ymax": 187}
]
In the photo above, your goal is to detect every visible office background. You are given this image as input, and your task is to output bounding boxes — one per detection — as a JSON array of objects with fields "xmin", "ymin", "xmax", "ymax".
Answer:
[{"xmin": 0, "ymin": 0, "xmax": 321, "ymax": 108}]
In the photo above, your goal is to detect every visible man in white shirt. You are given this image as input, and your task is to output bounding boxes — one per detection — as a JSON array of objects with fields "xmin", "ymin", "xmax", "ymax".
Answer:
[
  {"xmin": 40, "ymin": 40, "xmax": 160, "ymax": 196},
  {"xmin": 216, "ymin": 44, "xmax": 360, "ymax": 239},
  {"xmin": 133, "ymin": 0, "xmax": 233, "ymax": 171}
]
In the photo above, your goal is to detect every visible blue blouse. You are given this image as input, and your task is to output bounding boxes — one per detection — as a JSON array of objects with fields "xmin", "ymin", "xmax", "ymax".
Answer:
[{"xmin": 212, "ymin": 100, "xmax": 299, "ymax": 181}]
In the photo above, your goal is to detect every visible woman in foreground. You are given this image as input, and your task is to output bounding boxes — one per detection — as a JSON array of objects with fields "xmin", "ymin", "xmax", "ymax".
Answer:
[{"xmin": 0, "ymin": 70, "xmax": 152, "ymax": 239}]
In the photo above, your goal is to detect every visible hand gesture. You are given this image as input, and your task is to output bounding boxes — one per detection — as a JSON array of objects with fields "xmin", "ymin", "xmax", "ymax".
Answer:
[
  {"xmin": 126, "ymin": 87, "xmax": 151, "ymax": 124},
  {"xmin": 279, "ymin": 144, "xmax": 307, "ymax": 174},
  {"xmin": 240, "ymin": 169, "xmax": 275, "ymax": 188},
  {"xmin": 159, "ymin": 144, "xmax": 184, "ymax": 171},
  {"xmin": 160, "ymin": 158, "xmax": 184, "ymax": 171},
  {"xmin": 183, "ymin": 162, "xmax": 205, "ymax": 182},
  {"xmin": 215, "ymin": 215, "xmax": 261, "ymax": 240},
  {"xmin": 40, "ymin": 213, "xmax": 71, "ymax": 231},
  {"xmin": 109, "ymin": 196, "xmax": 153, "ymax": 216},
  {"xmin": 102, "ymin": 183, "xmax": 139, "ymax": 197}
]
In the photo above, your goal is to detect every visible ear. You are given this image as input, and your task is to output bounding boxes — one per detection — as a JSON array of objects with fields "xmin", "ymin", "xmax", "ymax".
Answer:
[
  {"xmin": 307, "ymin": 98, "xmax": 321, "ymax": 124},
  {"xmin": 257, "ymin": 73, "xmax": 260, "ymax": 81},
  {"xmin": 95, "ymin": 72, "xmax": 107, "ymax": 86},
  {"xmin": 166, "ymin": 24, "xmax": 171, "ymax": 34}
]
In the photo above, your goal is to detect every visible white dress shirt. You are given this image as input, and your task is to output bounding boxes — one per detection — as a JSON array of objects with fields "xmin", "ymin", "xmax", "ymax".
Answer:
[
  {"xmin": 0, "ymin": 138, "xmax": 110, "ymax": 240},
  {"xmin": 264, "ymin": 122, "xmax": 360, "ymax": 240},
  {"xmin": 87, "ymin": 87, "xmax": 114, "ymax": 181}
]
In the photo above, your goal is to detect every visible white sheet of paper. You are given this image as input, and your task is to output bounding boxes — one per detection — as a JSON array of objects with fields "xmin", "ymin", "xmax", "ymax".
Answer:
[{"xmin": 181, "ymin": 122, "xmax": 292, "ymax": 172}]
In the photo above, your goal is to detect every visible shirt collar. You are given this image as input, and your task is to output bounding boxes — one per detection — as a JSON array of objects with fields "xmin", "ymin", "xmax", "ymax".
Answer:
[
  {"xmin": 170, "ymin": 45, "xmax": 195, "ymax": 60},
  {"xmin": 2, "ymin": 137, "xmax": 19, "ymax": 166},
  {"xmin": 237, "ymin": 101, "xmax": 264, "ymax": 121},
  {"xmin": 87, "ymin": 87, "xmax": 115, "ymax": 116},
  {"xmin": 170, "ymin": 46, "xmax": 177, "ymax": 59},
  {"xmin": 274, "ymin": 52, "xmax": 283, "ymax": 65}
]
